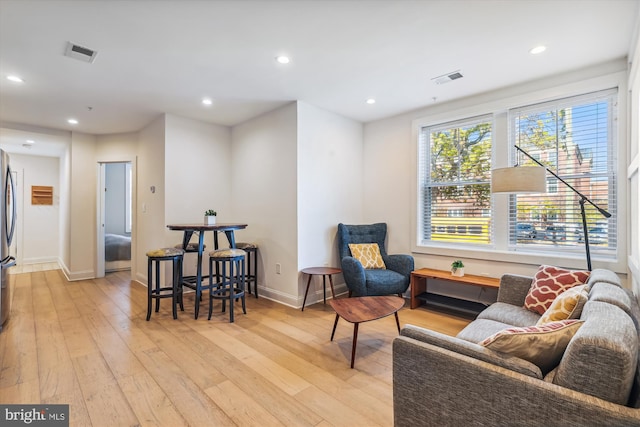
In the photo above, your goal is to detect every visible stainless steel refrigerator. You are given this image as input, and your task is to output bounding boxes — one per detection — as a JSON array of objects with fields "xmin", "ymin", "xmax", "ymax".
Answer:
[{"xmin": 0, "ymin": 150, "xmax": 16, "ymax": 331}]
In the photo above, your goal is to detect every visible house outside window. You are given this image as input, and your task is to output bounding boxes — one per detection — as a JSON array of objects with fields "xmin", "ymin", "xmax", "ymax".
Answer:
[{"xmin": 418, "ymin": 115, "xmax": 493, "ymax": 246}]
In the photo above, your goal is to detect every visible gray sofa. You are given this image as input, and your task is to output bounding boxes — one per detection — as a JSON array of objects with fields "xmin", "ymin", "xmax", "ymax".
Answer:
[{"xmin": 393, "ymin": 269, "xmax": 640, "ymax": 426}]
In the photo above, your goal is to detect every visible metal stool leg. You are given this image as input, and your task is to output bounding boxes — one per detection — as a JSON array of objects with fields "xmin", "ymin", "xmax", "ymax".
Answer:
[
  {"xmin": 228, "ymin": 261, "xmax": 234, "ymax": 323},
  {"xmin": 178, "ymin": 257, "xmax": 185, "ymax": 312},
  {"xmin": 172, "ymin": 257, "xmax": 179, "ymax": 319},
  {"xmin": 240, "ymin": 257, "xmax": 247, "ymax": 314},
  {"xmin": 155, "ymin": 260, "xmax": 161, "ymax": 313},
  {"xmin": 146, "ymin": 258, "xmax": 153, "ymax": 321}
]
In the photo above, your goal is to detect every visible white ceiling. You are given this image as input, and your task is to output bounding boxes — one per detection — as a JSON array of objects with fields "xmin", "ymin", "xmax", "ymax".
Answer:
[{"xmin": 0, "ymin": 0, "xmax": 638, "ymax": 156}]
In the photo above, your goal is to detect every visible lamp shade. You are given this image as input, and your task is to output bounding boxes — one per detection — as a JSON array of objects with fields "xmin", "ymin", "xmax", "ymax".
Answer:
[{"xmin": 491, "ymin": 166, "xmax": 546, "ymax": 193}]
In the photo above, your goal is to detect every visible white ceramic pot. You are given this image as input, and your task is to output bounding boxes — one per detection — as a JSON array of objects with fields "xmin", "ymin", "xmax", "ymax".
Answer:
[
  {"xmin": 451, "ymin": 268, "xmax": 464, "ymax": 277},
  {"xmin": 205, "ymin": 215, "xmax": 216, "ymax": 225}
]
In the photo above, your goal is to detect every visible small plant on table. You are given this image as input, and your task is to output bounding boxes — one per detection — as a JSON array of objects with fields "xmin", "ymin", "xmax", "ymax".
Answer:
[
  {"xmin": 451, "ymin": 260, "xmax": 465, "ymax": 276},
  {"xmin": 204, "ymin": 209, "xmax": 217, "ymax": 225}
]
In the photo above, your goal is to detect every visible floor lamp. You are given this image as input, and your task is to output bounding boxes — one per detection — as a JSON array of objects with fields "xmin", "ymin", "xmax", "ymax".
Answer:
[{"xmin": 491, "ymin": 145, "xmax": 611, "ymax": 271}]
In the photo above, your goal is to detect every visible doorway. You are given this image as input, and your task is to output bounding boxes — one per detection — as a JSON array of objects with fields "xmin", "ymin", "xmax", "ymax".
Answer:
[{"xmin": 97, "ymin": 161, "xmax": 133, "ymax": 278}]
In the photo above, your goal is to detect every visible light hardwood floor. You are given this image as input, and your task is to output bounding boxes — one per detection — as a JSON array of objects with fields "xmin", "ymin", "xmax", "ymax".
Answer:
[{"xmin": 0, "ymin": 269, "xmax": 471, "ymax": 427}]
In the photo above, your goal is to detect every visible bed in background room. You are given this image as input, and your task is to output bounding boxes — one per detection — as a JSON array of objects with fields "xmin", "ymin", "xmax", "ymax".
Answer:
[{"xmin": 105, "ymin": 233, "xmax": 131, "ymax": 271}]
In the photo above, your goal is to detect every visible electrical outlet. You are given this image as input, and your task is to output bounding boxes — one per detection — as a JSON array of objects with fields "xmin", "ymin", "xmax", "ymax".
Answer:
[{"xmin": 276, "ymin": 263, "xmax": 281, "ymax": 274}]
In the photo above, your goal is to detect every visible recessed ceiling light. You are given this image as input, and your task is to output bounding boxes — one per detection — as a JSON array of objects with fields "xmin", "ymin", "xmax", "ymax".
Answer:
[
  {"xmin": 202, "ymin": 98, "xmax": 213, "ymax": 106},
  {"xmin": 366, "ymin": 98, "xmax": 376, "ymax": 104},
  {"xmin": 6, "ymin": 75, "xmax": 24, "ymax": 83},
  {"xmin": 67, "ymin": 118, "xmax": 78, "ymax": 125},
  {"xmin": 275, "ymin": 56, "xmax": 290, "ymax": 64},
  {"xmin": 529, "ymin": 45, "xmax": 546, "ymax": 55},
  {"xmin": 25, "ymin": 139, "xmax": 35, "ymax": 144}
]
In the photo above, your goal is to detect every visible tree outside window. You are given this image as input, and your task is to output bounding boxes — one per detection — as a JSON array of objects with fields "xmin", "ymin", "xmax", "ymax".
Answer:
[{"xmin": 419, "ymin": 115, "xmax": 493, "ymax": 245}]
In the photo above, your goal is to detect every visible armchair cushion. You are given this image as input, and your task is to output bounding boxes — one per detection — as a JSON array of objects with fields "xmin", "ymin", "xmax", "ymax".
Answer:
[{"xmin": 364, "ymin": 269, "xmax": 408, "ymax": 296}]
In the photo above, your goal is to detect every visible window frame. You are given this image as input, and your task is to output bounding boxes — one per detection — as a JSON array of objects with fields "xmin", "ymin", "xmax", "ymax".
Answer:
[
  {"xmin": 411, "ymin": 70, "xmax": 627, "ymax": 273},
  {"xmin": 417, "ymin": 114, "xmax": 494, "ymax": 248}
]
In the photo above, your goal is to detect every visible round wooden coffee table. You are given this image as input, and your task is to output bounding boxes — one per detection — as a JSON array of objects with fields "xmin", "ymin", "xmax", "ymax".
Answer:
[{"xmin": 329, "ymin": 296, "xmax": 404, "ymax": 368}]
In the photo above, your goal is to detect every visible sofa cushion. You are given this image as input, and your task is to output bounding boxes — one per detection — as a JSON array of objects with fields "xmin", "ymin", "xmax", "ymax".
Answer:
[
  {"xmin": 348, "ymin": 243, "xmax": 386, "ymax": 269},
  {"xmin": 477, "ymin": 302, "xmax": 541, "ymax": 327},
  {"xmin": 456, "ymin": 318, "xmax": 517, "ymax": 343},
  {"xmin": 537, "ymin": 285, "xmax": 588, "ymax": 325},
  {"xmin": 479, "ymin": 319, "xmax": 584, "ymax": 374},
  {"xmin": 589, "ymin": 282, "xmax": 631, "ymax": 315},
  {"xmin": 586, "ymin": 268, "xmax": 621, "ymax": 288},
  {"xmin": 401, "ymin": 325, "xmax": 543, "ymax": 379},
  {"xmin": 554, "ymin": 301, "xmax": 638, "ymax": 405},
  {"xmin": 524, "ymin": 265, "xmax": 590, "ymax": 315}
]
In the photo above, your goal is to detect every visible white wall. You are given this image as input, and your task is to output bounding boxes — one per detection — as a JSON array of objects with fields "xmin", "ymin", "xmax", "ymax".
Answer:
[
  {"xmin": 10, "ymin": 153, "xmax": 59, "ymax": 264},
  {"xmin": 164, "ymin": 114, "xmax": 232, "ymax": 278},
  {"xmin": 135, "ymin": 116, "xmax": 166, "ymax": 284},
  {"xmin": 363, "ymin": 114, "xmax": 414, "ymax": 255},
  {"xmin": 231, "ymin": 103, "xmax": 299, "ymax": 305},
  {"xmin": 95, "ymin": 133, "xmax": 138, "ymax": 161},
  {"xmin": 364, "ymin": 60, "xmax": 630, "ymax": 284},
  {"xmin": 66, "ymin": 132, "xmax": 97, "ymax": 280},
  {"xmin": 297, "ymin": 102, "xmax": 363, "ymax": 304},
  {"xmin": 59, "ymin": 143, "xmax": 71, "ymax": 271}
]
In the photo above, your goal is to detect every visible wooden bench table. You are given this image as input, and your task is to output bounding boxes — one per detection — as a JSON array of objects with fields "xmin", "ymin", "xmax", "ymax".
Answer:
[{"xmin": 410, "ymin": 268, "xmax": 500, "ymax": 310}]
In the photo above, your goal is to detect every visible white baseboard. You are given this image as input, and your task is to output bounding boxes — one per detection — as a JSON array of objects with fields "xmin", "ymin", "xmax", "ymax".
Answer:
[
  {"xmin": 257, "ymin": 283, "xmax": 349, "ymax": 309},
  {"xmin": 20, "ymin": 256, "xmax": 58, "ymax": 265}
]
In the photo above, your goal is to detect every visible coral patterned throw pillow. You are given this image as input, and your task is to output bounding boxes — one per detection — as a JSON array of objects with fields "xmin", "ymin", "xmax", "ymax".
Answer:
[{"xmin": 524, "ymin": 265, "xmax": 590, "ymax": 315}]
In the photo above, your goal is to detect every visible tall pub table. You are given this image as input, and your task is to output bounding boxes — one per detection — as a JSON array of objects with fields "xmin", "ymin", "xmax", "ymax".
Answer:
[{"xmin": 167, "ymin": 223, "xmax": 247, "ymax": 319}]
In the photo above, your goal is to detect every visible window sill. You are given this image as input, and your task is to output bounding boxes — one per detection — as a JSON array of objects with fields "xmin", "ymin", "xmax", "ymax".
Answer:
[{"xmin": 412, "ymin": 242, "xmax": 625, "ymax": 274}]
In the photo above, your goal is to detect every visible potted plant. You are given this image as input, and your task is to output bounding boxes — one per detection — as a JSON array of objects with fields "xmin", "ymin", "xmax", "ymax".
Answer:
[
  {"xmin": 451, "ymin": 260, "xmax": 465, "ymax": 277},
  {"xmin": 204, "ymin": 209, "xmax": 217, "ymax": 225}
]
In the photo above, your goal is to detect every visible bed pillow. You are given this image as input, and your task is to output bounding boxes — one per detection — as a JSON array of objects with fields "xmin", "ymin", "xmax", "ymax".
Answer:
[
  {"xmin": 480, "ymin": 319, "xmax": 584, "ymax": 373},
  {"xmin": 348, "ymin": 243, "xmax": 386, "ymax": 269},
  {"xmin": 537, "ymin": 285, "xmax": 589, "ymax": 325},
  {"xmin": 524, "ymin": 265, "xmax": 590, "ymax": 315}
]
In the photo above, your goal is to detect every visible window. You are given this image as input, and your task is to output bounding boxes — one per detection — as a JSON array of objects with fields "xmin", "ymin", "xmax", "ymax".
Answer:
[
  {"xmin": 508, "ymin": 89, "xmax": 617, "ymax": 255},
  {"xmin": 418, "ymin": 115, "xmax": 493, "ymax": 246}
]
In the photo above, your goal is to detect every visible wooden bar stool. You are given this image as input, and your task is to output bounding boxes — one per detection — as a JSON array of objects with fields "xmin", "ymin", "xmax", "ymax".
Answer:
[
  {"xmin": 236, "ymin": 242, "xmax": 258, "ymax": 298},
  {"xmin": 146, "ymin": 247, "xmax": 185, "ymax": 320},
  {"xmin": 174, "ymin": 242, "xmax": 205, "ymax": 295},
  {"xmin": 208, "ymin": 248, "xmax": 247, "ymax": 322}
]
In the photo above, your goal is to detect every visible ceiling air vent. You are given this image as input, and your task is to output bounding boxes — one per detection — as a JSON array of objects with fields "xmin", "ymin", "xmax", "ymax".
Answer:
[
  {"xmin": 431, "ymin": 70, "xmax": 463, "ymax": 85},
  {"xmin": 64, "ymin": 42, "xmax": 98, "ymax": 63}
]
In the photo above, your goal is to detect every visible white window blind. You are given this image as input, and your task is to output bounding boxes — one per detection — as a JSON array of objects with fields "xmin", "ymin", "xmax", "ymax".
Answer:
[
  {"xmin": 419, "ymin": 115, "xmax": 493, "ymax": 246},
  {"xmin": 508, "ymin": 89, "xmax": 617, "ymax": 257}
]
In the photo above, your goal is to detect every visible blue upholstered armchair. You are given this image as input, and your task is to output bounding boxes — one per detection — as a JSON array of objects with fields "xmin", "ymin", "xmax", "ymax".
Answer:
[{"xmin": 337, "ymin": 223, "xmax": 414, "ymax": 297}]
